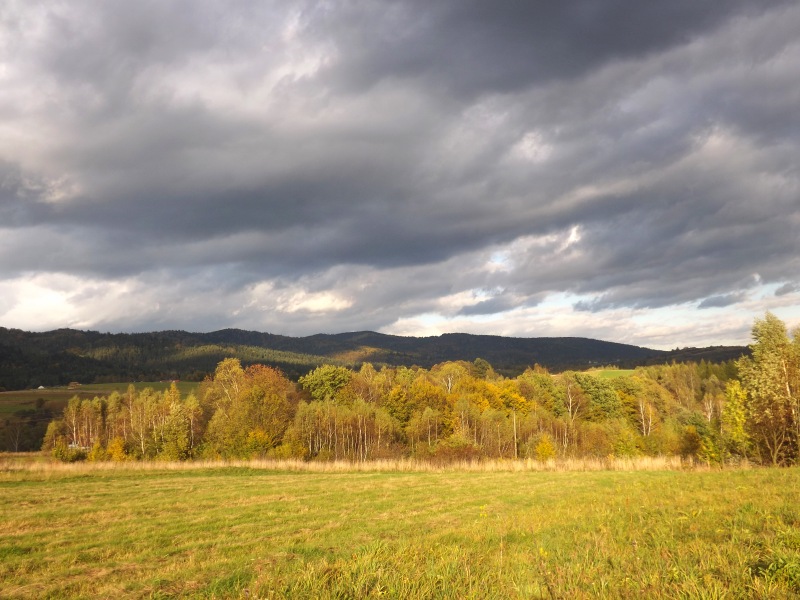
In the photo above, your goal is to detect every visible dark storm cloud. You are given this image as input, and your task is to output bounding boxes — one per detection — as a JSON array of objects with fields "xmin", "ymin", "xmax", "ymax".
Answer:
[
  {"xmin": 776, "ymin": 283, "xmax": 800, "ymax": 297},
  {"xmin": 698, "ymin": 293, "xmax": 748, "ymax": 310},
  {"xmin": 1, "ymin": 0, "xmax": 799, "ymax": 340},
  {"xmin": 458, "ymin": 295, "xmax": 521, "ymax": 317},
  {"xmin": 317, "ymin": 0, "xmax": 791, "ymax": 96}
]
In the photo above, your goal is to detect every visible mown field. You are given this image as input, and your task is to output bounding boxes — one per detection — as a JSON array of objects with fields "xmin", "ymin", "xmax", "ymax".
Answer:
[
  {"xmin": 587, "ymin": 369, "xmax": 637, "ymax": 380},
  {"xmin": 0, "ymin": 381, "xmax": 199, "ymax": 415},
  {"xmin": 1, "ymin": 462, "xmax": 799, "ymax": 599},
  {"xmin": 0, "ymin": 389, "xmax": 77, "ymax": 417},
  {"xmin": 77, "ymin": 381, "xmax": 200, "ymax": 396}
]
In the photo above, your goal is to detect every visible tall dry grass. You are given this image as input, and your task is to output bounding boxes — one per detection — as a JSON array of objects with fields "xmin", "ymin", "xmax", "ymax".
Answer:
[{"xmin": 0, "ymin": 453, "xmax": 715, "ymax": 475}]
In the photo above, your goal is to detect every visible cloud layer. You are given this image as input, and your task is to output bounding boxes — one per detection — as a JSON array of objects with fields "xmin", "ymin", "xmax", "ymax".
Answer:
[{"xmin": 1, "ymin": 1, "xmax": 799, "ymax": 348}]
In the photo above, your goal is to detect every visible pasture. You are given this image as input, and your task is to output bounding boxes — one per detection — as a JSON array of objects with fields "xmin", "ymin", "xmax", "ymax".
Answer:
[
  {"xmin": 0, "ymin": 382, "xmax": 198, "ymax": 415},
  {"xmin": 1, "ymin": 462, "xmax": 799, "ymax": 598},
  {"xmin": 586, "ymin": 369, "xmax": 637, "ymax": 380},
  {"xmin": 77, "ymin": 381, "xmax": 200, "ymax": 395},
  {"xmin": 0, "ymin": 382, "xmax": 200, "ymax": 452},
  {"xmin": 0, "ymin": 389, "xmax": 77, "ymax": 417}
]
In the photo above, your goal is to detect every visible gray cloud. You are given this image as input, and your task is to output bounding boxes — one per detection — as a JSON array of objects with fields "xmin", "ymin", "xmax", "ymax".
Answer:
[
  {"xmin": 775, "ymin": 283, "xmax": 799, "ymax": 297},
  {"xmin": 1, "ymin": 0, "xmax": 799, "ymax": 345},
  {"xmin": 698, "ymin": 293, "xmax": 748, "ymax": 310},
  {"xmin": 316, "ymin": 1, "xmax": 792, "ymax": 96},
  {"xmin": 458, "ymin": 294, "xmax": 524, "ymax": 317}
]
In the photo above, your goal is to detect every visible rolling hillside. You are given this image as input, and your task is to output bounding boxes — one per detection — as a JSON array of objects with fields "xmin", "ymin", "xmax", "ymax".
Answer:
[{"xmin": 0, "ymin": 326, "xmax": 746, "ymax": 390}]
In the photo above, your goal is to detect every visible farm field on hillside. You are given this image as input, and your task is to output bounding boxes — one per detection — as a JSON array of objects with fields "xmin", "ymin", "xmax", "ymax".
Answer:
[
  {"xmin": 586, "ymin": 369, "xmax": 637, "ymax": 379},
  {"xmin": 77, "ymin": 381, "xmax": 200, "ymax": 396},
  {"xmin": 1, "ymin": 465, "xmax": 799, "ymax": 598},
  {"xmin": 0, "ymin": 389, "xmax": 79, "ymax": 416},
  {"xmin": 0, "ymin": 382, "xmax": 198, "ymax": 413},
  {"xmin": 0, "ymin": 382, "xmax": 200, "ymax": 452}
]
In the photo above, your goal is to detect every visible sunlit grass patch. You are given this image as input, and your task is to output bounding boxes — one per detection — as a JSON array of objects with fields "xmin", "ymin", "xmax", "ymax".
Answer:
[
  {"xmin": 1, "ymin": 466, "xmax": 798, "ymax": 598},
  {"xmin": 0, "ymin": 455, "xmax": 689, "ymax": 475},
  {"xmin": 586, "ymin": 368, "xmax": 637, "ymax": 379}
]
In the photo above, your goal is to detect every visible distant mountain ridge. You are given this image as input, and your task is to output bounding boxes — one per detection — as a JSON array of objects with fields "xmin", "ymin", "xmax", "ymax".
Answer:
[{"xmin": 0, "ymin": 326, "xmax": 747, "ymax": 390}]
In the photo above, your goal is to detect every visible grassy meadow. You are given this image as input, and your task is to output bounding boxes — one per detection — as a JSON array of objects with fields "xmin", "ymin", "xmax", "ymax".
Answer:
[
  {"xmin": 0, "ymin": 382, "xmax": 199, "ymax": 415},
  {"xmin": 0, "ymin": 389, "xmax": 78, "ymax": 417},
  {"xmin": 1, "ymin": 461, "xmax": 799, "ymax": 599},
  {"xmin": 586, "ymin": 369, "xmax": 637, "ymax": 380},
  {"xmin": 76, "ymin": 381, "xmax": 200, "ymax": 396}
]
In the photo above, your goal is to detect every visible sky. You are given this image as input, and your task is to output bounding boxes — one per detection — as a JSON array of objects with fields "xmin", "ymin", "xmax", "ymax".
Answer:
[{"xmin": 1, "ymin": 1, "xmax": 799, "ymax": 349}]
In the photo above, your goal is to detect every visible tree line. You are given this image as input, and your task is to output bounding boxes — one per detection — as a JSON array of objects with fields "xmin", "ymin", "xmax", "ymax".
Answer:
[{"xmin": 42, "ymin": 313, "xmax": 799, "ymax": 465}]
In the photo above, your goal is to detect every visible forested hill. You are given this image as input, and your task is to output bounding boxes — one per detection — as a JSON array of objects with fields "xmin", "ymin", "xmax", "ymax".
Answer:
[
  {"xmin": 0, "ymin": 326, "xmax": 746, "ymax": 390},
  {"xmin": 204, "ymin": 329, "xmax": 664, "ymax": 371}
]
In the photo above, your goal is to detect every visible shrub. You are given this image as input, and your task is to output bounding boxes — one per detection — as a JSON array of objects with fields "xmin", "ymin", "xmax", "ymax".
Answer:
[
  {"xmin": 106, "ymin": 437, "xmax": 129, "ymax": 462},
  {"xmin": 534, "ymin": 434, "xmax": 557, "ymax": 461},
  {"xmin": 52, "ymin": 441, "xmax": 87, "ymax": 463},
  {"xmin": 680, "ymin": 426, "xmax": 703, "ymax": 459},
  {"xmin": 87, "ymin": 441, "xmax": 108, "ymax": 462},
  {"xmin": 429, "ymin": 435, "xmax": 483, "ymax": 464}
]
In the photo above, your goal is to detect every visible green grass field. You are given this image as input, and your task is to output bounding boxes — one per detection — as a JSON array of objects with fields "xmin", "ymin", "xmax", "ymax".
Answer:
[
  {"xmin": 76, "ymin": 381, "xmax": 200, "ymax": 395},
  {"xmin": 0, "ymin": 389, "xmax": 76, "ymax": 416},
  {"xmin": 1, "ymin": 463, "xmax": 799, "ymax": 599},
  {"xmin": 0, "ymin": 382, "xmax": 199, "ymax": 415},
  {"xmin": 586, "ymin": 369, "xmax": 637, "ymax": 379}
]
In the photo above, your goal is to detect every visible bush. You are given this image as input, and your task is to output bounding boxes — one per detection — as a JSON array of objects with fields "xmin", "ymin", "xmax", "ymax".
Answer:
[
  {"xmin": 87, "ymin": 441, "xmax": 108, "ymax": 462},
  {"xmin": 680, "ymin": 426, "xmax": 703, "ymax": 459},
  {"xmin": 52, "ymin": 441, "xmax": 87, "ymax": 463},
  {"xmin": 534, "ymin": 434, "xmax": 557, "ymax": 461},
  {"xmin": 106, "ymin": 437, "xmax": 129, "ymax": 462},
  {"xmin": 428, "ymin": 435, "xmax": 483, "ymax": 464}
]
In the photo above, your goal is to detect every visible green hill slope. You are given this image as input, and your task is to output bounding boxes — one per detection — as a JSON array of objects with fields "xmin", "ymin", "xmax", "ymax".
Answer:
[{"xmin": 0, "ymin": 326, "xmax": 746, "ymax": 390}]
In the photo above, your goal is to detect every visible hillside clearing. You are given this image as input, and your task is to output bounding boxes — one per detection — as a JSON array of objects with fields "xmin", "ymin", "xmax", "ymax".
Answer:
[{"xmin": 586, "ymin": 368, "xmax": 637, "ymax": 379}]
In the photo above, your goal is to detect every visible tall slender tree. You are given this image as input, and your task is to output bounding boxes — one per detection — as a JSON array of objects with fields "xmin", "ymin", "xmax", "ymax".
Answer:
[{"xmin": 737, "ymin": 313, "xmax": 799, "ymax": 465}]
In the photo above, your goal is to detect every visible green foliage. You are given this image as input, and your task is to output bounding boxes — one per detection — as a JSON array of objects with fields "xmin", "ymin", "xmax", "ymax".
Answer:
[
  {"xmin": 87, "ymin": 441, "xmax": 108, "ymax": 462},
  {"xmin": 52, "ymin": 441, "xmax": 87, "ymax": 462},
  {"xmin": 426, "ymin": 433, "xmax": 483, "ymax": 462},
  {"xmin": 287, "ymin": 399, "xmax": 399, "ymax": 461},
  {"xmin": 160, "ymin": 402, "xmax": 191, "ymax": 461},
  {"xmin": 571, "ymin": 373, "xmax": 623, "ymax": 421},
  {"xmin": 737, "ymin": 312, "xmax": 799, "ymax": 465},
  {"xmin": 606, "ymin": 420, "xmax": 642, "ymax": 457},
  {"xmin": 517, "ymin": 368, "xmax": 562, "ymax": 415},
  {"xmin": 203, "ymin": 364, "xmax": 292, "ymax": 459},
  {"xmin": 471, "ymin": 357, "xmax": 494, "ymax": 379},
  {"xmin": 299, "ymin": 364, "xmax": 353, "ymax": 403},
  {"xmin": 384, "ymin": 372, "xmax": 447, "ymax": 425},
  {"xmin": 679, "ymin": 426, "xmax": 702, "ymax": 459},
  {"xmin": 41, "ymin": 419, "xmax": 68, "ymax": 451},
  {"xmin": 698, "ymin": 434, "xmax": 722, "ymax": 466},
  {"xmin": 721, "ymin": 380, "xmax": 750, "ymax": 460},
  {"xmin": 407, "ymin": 406, "xmax": 446, "ymax": 453}
]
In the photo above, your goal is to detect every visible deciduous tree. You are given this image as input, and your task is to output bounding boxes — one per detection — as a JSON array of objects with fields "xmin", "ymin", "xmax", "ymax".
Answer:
[{"xmin": 737, "ymin": 313, "xmax": 799, "ymax": 465}]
